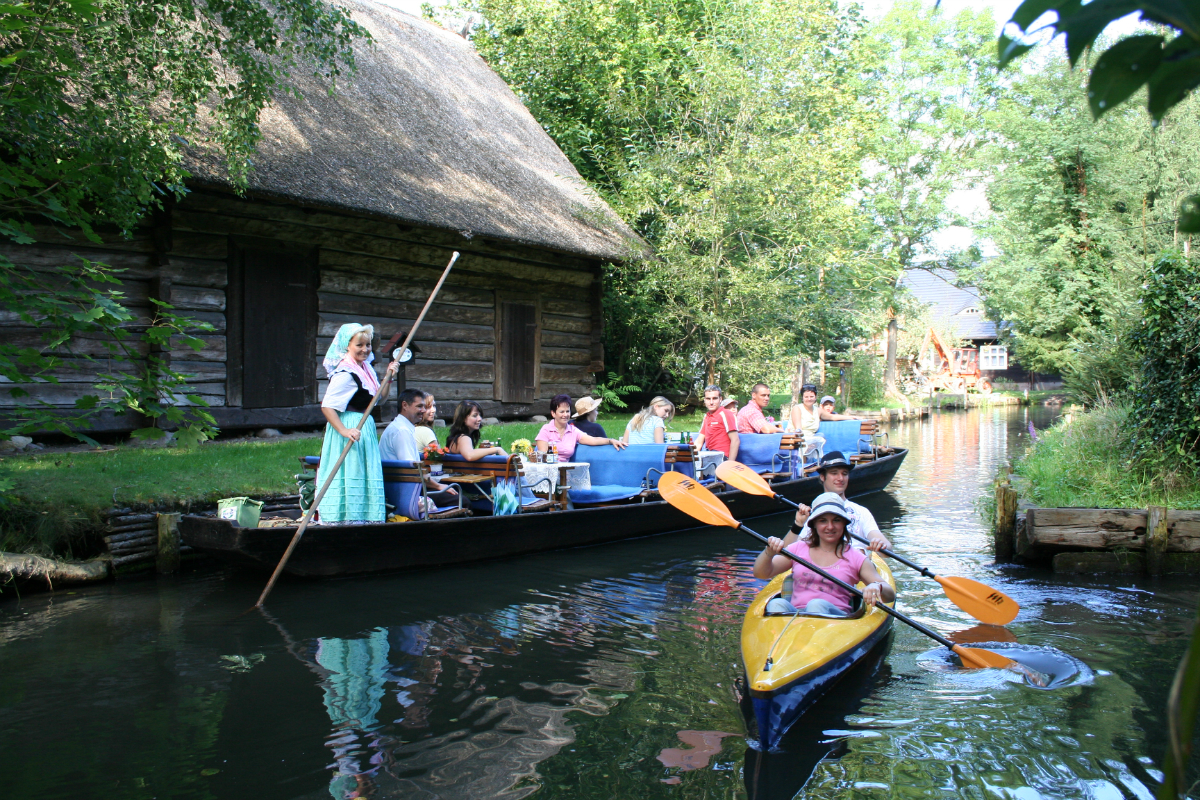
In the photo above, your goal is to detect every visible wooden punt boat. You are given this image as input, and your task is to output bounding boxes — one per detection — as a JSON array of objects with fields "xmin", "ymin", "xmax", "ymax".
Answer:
[
  {"xmin": 740, "ymin": 554, "xmax": 896, "ymax": 751},
  {"xmin": 180, "ymin": 448, "xmax": 906, "ymax": 577}
]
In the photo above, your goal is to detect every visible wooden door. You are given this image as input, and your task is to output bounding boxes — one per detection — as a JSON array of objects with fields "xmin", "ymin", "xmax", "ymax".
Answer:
[
  {"xmin": 499, "ymin": 301, "xmax": 538, "ymax": 403},
  {"xmin": 237, "ymin": 245, "xmax": 315, "ymax": 408}
]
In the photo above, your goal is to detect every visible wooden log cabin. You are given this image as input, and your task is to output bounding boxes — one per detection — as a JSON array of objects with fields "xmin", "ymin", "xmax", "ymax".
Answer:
[{"xmin": 0, "ymin": 2, "xmax": 645, "ymax": 433}]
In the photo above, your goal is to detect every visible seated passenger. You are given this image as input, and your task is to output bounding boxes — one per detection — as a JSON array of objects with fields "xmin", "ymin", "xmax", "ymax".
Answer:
[
  {"xmin": 820, "ymin": 395, "xmax": 861, "ymax": 421},
  {"xmin": 572, "ymin": 396, "xmax": 607, "ymax": 438},
  {"xmin": 446, "ymin": 400, "xmax": 508, "ymax": 461},
  {"xmin": 536, "ymin": 394, "xmax": 626, "ymax": 462},
  {"xmin": 622, "ymin": 396, "xmax": 674, "ymax": 444},
  {"xmin": 754, "ymin": 492, "xmax": 895, "ymax": 616},
  {"xmin": 737, "ymin": 383, "xmax": 783, "ymax": 433},
  {"xmin": 693, "ymin": 384, "xmax": 740, "ymax": 462},
  {"xmin": 378, "ymin": 388, "xmax": 458, "ymax": 504},
  {"xmin": 788, "ymin": 383, "xmax": 825, "ymax": 458},
  {"xmin": 414, "ymin": 392, "xmax": 438, "ymax": 452}
]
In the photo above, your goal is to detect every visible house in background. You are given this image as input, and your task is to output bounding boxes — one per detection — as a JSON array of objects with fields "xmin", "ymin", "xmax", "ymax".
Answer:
[
  {"xmin": 898, "ymin": 268, "xmax": 1060, "ymax": 388},
  {"xmin": 0, "ymin": 2, "xmax": 646, "ymax": 433}
]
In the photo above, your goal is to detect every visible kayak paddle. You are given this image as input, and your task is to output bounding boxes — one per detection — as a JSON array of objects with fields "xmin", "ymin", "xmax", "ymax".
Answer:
[
  {"xmin": 658, "ymin": 472, "xmax": 1019, "ymax": 671},
  {"xmin": 715, "ymin": 461, "xmax": 1019, "ymax": 625}
]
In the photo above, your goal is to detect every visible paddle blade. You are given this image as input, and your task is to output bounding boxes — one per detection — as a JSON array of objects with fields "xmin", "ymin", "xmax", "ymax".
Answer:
[
  {"xmin": 658, "ymin": 472, "xmax": 739, "ymax": 528},
  {"xmin": 936, "ymin": 576, "xmax": 1020, "ymax": 625},
  {"xmin": 952, "ymin": 644, "xmax": 1017, "ymax": 670},
  {"xmin": 715, "ymin": 461, "xmax": 776, "ymax": 497}
]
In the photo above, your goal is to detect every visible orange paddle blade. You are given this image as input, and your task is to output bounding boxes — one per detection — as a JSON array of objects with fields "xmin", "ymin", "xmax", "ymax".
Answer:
[
  {"xmin": 658, "ymin": 472, "xmax": 739, "ymax": 528},
  {"xmin": 952, "ymin": 644, "xmax": 1017, "ymax": 670},
  {"xmin": 715, "ymin": 461, "xmax": 777, "ymax": 497},
  {"xmin": 935, "ymin": 576, "xmax": 1020, "ymax": 625},
  {"xmin": 947, "ymin": 624, "xmax": 1019, "ymax": 645}
]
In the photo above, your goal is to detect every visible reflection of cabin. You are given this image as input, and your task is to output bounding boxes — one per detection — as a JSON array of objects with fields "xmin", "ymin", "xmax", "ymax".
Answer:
[
  {"xmin": 0, "ymin": 3, "xmax": 645, "ymax": 432},
  {"xmin": 899, "ymin": 268, "xmax": 1059, "ymax": 388}
]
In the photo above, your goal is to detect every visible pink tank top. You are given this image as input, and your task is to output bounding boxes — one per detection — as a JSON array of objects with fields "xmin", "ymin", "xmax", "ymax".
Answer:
[{"xmin": 786, "ymin": 541, "xmax": 867, "ymax": 612}]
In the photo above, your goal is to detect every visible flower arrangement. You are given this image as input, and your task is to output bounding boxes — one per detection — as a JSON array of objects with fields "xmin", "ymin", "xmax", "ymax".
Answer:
[
  {"xmin": 422, "ymin": 441, "xmax": 447, "ymax": 461},
  {"xmin": 510, "ymin": 438, "xmax": 533, "ymax": 455}
]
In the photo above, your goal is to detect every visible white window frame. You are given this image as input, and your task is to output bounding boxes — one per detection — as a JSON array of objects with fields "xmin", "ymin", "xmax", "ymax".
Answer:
[{"xmin": 980, "ymin": 345, "xmax": 1008, "ymax": 371}]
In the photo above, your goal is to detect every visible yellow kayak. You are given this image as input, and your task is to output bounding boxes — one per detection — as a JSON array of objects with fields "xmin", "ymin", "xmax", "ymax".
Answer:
[{"xmin": 741, "ymin": 553, "xmax": 896, "ymax": 750}]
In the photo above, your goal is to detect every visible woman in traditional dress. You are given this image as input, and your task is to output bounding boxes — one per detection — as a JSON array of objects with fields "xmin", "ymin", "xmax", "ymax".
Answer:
[{"xmin": 317, "ymin": 323, "xmax": 397, "ymax": 523}]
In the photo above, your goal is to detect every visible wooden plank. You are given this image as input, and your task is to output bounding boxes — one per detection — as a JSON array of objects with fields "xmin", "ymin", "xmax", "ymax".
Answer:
[
  {"xmin": 542, "ymin": 298, "xmax": 591, "ymax": 317},
  {"xmin": 540, "ymin": 347, "xmax": 591, "ymax": 366},
  {"xmin": 406, "ymin": 360, "xmax": 495, "ymax": 383},
  {"xmin": 319, "ymin": 269, "xmax": 493, "ymax": 307},
  {"xmin": 171, "ymin": 285, "xmax": 226, "ymax": 311},
  {"xmin": 541, "ymin": 313, "xmax": 591, "ymax": 334},
  {"xmin": 170, "ymin": 335, "xmax": 226, "ymax": 361},
  {"xmin": 1025, "ymin": 507, "xmax": 1200, "ymax": 553},
  {"xmin": 0, "ymin": 359, "xmax": 225, "ymax": 384},
  {"xmin": 0, "ymin": 244, "xmax": 228, "ymax": 288},
  {"xmin": 319, "ymin": 251, "xmax": 588, "ymax": 300},
  {"xmin": 0, "ymin": 381, "xmax": 222, "ymax": 406},
  {"xmin": 541, "ymin": 330, "xmax": 590, "ymax": 348},
  {"xmin": 367, "ymin": 379, "xmax": 494, "ymax": 401},
  {"xmin": 540, "ymin": 382, "xmax": 591, "ymax": 399},
  {"xmin": 318, "ymin": 292, "xmax": 494, "ymax": 326},
  {"xmin": 28, "ymin": 224, "xmax": 154, "ymax": 252},
  {"xmin": 318, "ymin": 314, "xmax": 494, "ymax": 344},
  {"xmin": 540, "ymin": 364, "xmax": 589, "ymax": 383},
  {"xmin": 208, "ymin": 404, "xmax": 326, "ymax": 429},
  {"xmin": 173, "ymin": 209, "xmax": 595, "ymax": 287},
  {"xmin": 1, "ymin": 327, "xmax": 151, "ymax": 358},
  {"xmin": 180, "ymin": 190, "xmax": 602, "ymax": 271}
]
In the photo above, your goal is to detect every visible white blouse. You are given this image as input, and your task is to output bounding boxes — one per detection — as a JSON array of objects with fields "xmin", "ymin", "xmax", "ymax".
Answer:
[{"xmin": 321, "ymin": 370, "xmax": 360, "ymax": 412}]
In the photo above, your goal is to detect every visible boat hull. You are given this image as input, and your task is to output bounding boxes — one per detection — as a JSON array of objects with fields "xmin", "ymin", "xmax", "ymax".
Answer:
[
  {"xmin": 181, "ymin": 448, "xmax": 907, "ymax": 577},
  {"xmin": 741, "ymin": 557, "xmax": 896, "ymax": 751}
]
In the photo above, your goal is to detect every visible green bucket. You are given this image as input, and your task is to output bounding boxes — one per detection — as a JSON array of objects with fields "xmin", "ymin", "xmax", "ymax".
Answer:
[{"xmin": 217, "ymin": 496, "xmax": 263, "ymax": 528}]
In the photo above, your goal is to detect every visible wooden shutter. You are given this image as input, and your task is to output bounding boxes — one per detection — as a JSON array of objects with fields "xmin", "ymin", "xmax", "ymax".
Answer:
[
  {"xmin": 240, "ymin": 246, "xmax": 313, "ymax": 409},
  {"xmin": 500, "ymin": 301, "xmax": 538, "ymax": 403}
]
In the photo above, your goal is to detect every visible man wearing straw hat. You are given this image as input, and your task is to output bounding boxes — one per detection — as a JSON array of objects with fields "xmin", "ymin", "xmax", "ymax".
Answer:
[{"xmin": 572, "ymin": 396, "xmax": 607, "ymax": 439}]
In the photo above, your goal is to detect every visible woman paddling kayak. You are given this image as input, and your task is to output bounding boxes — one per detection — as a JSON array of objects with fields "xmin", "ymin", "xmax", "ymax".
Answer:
[{"xmin": 753, "ymin": 492, "xmax": 895, "ymax": 616}]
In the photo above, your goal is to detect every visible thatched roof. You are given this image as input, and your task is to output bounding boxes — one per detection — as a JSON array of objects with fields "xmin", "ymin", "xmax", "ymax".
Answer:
[{"xmin": 186, "ymin": 1, "xmax": 645, "ymax": 262}]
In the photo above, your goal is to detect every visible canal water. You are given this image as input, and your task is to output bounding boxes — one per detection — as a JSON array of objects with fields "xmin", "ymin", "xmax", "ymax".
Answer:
[{"xmin": 1, "ymin": 406, "xmax": 1195, "ymax": 799}]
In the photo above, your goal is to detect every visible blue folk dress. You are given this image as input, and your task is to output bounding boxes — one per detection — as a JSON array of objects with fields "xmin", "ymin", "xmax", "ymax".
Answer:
[{"xmin": 317, "ymin": 367, "xmax": 386, "ymax": 523}]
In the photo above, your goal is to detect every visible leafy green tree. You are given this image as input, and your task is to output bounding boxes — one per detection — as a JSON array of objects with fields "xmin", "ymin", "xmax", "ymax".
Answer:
[
  {"xmin": 459, "ymin": 0, "xmax": 883, "ymax": 395},
  {"xmin": 0, "ymin": 0, "xmax": 366, "ymax": 443},
  {"xmin": 858, "ymin": 0, "xmax": 999, "ymax": 393}
]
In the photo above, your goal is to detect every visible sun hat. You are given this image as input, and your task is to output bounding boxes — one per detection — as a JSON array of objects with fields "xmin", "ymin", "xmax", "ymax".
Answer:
[
  {"xmin": 820, "ymin": 395, "xmax": 836, "ymax": 406},
  {"xmin": 721, "ymin": 397, "xmax": 737, "ymax": 408},
  {"xmin": 816, "ymin": 451, "xmax": 854, "ymax": 473},
  {"xmin": 808, "ymin": 491, "xmax": 852, "ymax": 525},
  {"xmin": 572, "ymin": 396, "xmax": 603, "ymax": 418}
]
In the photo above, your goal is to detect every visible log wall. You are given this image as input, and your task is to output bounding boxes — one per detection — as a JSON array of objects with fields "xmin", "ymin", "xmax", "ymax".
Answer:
[
  {"xmin": 0, "ymin": 188, "xmax": 607, "ymax": 431},
  {"xmin": 1022, "ymin": 507, "xmax": 1200, "ymax": 555}
]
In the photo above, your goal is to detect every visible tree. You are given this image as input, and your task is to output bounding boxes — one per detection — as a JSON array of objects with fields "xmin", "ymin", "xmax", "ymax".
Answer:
[
  {"xmin": 0, "ymin": 0, "xmax": 367, "ymax": 443},
  {"xmin": 459, "ymin": 0, "xmax": 884, "ymax": 396},
  {"xmin": 858, "ymin": 0, "xmax": 999, "ymax": 395}
]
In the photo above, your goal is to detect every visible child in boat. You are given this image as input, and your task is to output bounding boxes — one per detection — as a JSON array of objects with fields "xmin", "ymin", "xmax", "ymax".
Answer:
[
  {"xmin": 753, "ymin": 492, "xmax": 895, "ymax": 616},
  {"xmin": 446, "ymin": 400, "xmax": 508, "ymax": 460}
]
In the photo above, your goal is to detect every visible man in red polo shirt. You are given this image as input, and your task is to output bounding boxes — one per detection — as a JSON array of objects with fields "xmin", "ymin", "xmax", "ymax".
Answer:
[{"xmin": 694, "ymin": 384, "xmax": 740, "ymax": 462}]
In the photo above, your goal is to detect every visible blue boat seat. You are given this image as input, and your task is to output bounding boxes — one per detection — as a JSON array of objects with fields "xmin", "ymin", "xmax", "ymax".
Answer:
[
  {"xmin": 815, "ymin": 420, "xmax": 873, "ymax": 458},
  {"xmin": 737, "ymin": 433, "xmax": 795, "ymax": 477},
  {"xmin": 570, "ymin": 443, "xmax": 668, "ymax": 505},
  {"xmin": 438, "ymin": 453, "xmax": 554, "ymax": 513}
]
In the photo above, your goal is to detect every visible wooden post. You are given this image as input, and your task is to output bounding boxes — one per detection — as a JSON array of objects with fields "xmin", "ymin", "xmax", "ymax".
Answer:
[
  {"xmin": 994, "ymin": 482, "xmax": 1017, "ymax": 562},
  {"xmin": 156, "ymin": 512, "xmax": 182, "ymax": 574},
  {"xmin": 1146, "ymin": 505, "xmax": 1169, "ymax": 576}
]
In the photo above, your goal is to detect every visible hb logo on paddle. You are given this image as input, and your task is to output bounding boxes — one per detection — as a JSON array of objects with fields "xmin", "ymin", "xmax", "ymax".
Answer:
[{"xmin": 986, "ymin": 592, "xmax": 1005, "ymax": 605}]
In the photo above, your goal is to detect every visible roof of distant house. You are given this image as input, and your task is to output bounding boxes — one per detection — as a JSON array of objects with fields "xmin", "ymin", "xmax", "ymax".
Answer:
[
  {"xmin": 184, "ymin": 1, "xmax": 646, "ymax": 262},
  {"xmin": 899, "ymin": 268, "xmax": 998, "ymax": 340}
]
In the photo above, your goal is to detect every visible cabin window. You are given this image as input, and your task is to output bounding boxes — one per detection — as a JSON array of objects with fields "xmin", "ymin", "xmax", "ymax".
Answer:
[
  {"xmin": 498, "ymin": 300, "xmax": 539, "ymax": 403},
  {"xmin": 230, "ymin": 241, "xmax": 317, "ymax": 409},
  {"xmin": 980, "ymin": 345, "xmax": 1008, "ymax": 371}
]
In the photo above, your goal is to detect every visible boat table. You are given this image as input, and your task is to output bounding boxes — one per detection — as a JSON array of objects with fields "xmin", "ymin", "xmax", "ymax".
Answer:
[{"xmin": 521, "ymin": 460, "xmax": 591, "ymax": 510}]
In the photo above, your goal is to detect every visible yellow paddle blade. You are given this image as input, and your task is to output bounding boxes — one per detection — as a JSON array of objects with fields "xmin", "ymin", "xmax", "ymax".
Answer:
[
  {"xmin": 936, "ymin": 576, "xmax": 1020, "ymax": 625},
  {"xmin": 952, "ymin": 644, "xmax": 1017, "ymax": 670},
  {"xmin": 658, "ymin": 472, "xmax": 739, "ymax": 528},
  {"xmin": 715, "ymin": 461, "xmax": 776, "ymax": 497}
]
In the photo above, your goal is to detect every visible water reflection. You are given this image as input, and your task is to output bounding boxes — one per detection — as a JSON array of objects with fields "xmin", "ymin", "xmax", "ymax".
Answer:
[{"xmin": 0, "ymin": 406, "xmax": 1196, "ymax": 800}]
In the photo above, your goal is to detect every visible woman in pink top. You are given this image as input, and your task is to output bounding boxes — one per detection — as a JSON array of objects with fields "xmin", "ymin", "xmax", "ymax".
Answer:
[
  {"xmin": 753, "ymin": 492, "xmax": 894, "ymax": 616},
  {"xmin": 535, "ymin": 394, "xmax": 626, "ymax": 462}
]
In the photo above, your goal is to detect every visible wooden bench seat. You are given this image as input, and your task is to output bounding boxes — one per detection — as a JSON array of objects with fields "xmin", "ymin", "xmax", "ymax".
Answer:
[{"xmin": 434, "ymin": 455, "xmax": 556, "ymax": 512}]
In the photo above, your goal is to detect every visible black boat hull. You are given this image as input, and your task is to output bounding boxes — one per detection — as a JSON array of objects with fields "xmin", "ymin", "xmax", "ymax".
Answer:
[{"xmin": 181, "ymin": 449, "xmax": 907, "ymax": 576}]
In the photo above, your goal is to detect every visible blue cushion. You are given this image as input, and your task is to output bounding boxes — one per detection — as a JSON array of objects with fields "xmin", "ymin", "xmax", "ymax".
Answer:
[
  {"xmin": 568, "ymin": 485, "xmax": 648, "ymax": 504},
  {"xmin": 737, "ymin": 433, "xmax": 793, "ymax": 475},
  {"xmin": 816, "ymin": 420, "xmax": 870, "ymax": 455},
  {"xmin": 575, "ymin": 443, "xmax": 668, "ymax": 489}
]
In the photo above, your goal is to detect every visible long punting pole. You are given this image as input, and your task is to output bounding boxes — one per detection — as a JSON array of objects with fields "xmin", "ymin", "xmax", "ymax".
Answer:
[{"xmin": 255, "ymin": 251, "xmax": 460, "ymax": 608}]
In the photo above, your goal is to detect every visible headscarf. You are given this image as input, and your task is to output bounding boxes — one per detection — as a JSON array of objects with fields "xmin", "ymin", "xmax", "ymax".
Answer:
[{"xmin": 323, "ymin": 323, "xmax": 380, "ymax": 393}]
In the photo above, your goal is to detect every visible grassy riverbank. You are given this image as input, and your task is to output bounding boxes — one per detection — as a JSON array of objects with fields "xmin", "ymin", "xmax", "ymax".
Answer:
[{"xmin": 1013, "ymin": 402, "xmax": 1200, "ymax": 510}]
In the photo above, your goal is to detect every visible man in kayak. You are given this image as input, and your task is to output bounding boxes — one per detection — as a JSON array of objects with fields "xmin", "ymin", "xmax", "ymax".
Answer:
[
  {"xmin": 755, "ymin": 492, "xmax": 895, "ymax": 615},
  {"xmin": 780, "ymin": 451, "xmax": 891, "ymax": 552}
]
